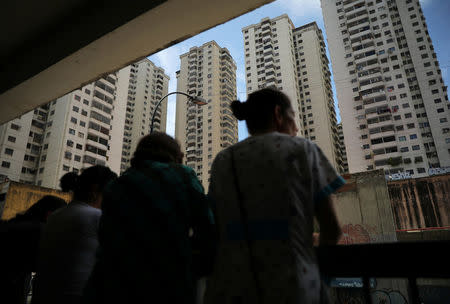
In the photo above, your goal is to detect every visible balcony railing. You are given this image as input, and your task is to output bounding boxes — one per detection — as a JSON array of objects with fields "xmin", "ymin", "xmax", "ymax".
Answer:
[{"xmin": 316, "ymin": 241, "xmax": 450, "ymax": 304}]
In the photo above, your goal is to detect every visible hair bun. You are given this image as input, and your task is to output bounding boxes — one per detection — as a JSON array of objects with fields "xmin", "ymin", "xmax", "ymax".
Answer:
[{"xmin": 231, "ymin": 100, "xmax": 247, "ymax": 121}]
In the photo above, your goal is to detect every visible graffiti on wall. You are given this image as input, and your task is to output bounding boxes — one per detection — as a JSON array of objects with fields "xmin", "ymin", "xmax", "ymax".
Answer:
[
  {"xmin": 338, "ymin": 224, "xmax": 378, "ymax": 244},
  {"xmin": 333, "ymin": 288, "xmax": 408, "ymax": 304},
  {"xmin": 372, "ymin": 289, "xmax": 408, "ymax": 304}
]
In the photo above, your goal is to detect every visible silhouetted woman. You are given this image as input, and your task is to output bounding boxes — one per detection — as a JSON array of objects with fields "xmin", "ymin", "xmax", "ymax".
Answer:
[
  {"xmin": 204, "ymin": 88, "xmax": 344, "ymax": 304},
  {"xmin": 84, "ymin": 132, "xmax": 216, "ymax": 304},
  {"xmin": 0, "ymin": 196, "xmax": 66, "ymax": 304},
  {"xmin": 33, "ymin": 166, "xmax": 117, "ymax": 304}
]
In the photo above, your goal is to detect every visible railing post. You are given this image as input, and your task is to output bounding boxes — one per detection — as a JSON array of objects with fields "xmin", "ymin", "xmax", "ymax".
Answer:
[
  {"xmin": 408, "ymin": 277, "xmax": 420, "ymax": 304},
  {"xmin": 362, "ymin": 276, "xmax": 373, "ymax": 304}
]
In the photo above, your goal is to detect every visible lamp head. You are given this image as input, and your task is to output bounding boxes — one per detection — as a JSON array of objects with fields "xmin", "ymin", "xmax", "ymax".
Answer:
[{"xmin": 189, "ymin": 95, "xmax": 208, "ymax": 106}]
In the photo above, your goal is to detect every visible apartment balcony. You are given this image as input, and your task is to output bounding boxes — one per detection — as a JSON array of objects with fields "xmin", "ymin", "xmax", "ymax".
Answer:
[
  {"xmin": 93, "ymin": 91, "xmax": 113, "ymax": 105},
  {"xmin": 94, "ymin": 81, "xmax": 115, "ymax": 98},
  {"xmin": 370, "ymin": 138, "xmax": 397, "ymax": 151},
  {"xmin": 370, "ymin": 128, "xmax": 395, "ymax": 140},
  {"xmin": 343, "ymin": 0, "xmax": 364, "ymax": 9},
  {"xmin": 350, "ymin": 32, "xmax": 373, "ymax": 47},
  {"xmin": 261, "ymin": 25, "xmax": 271, "ymax": 34},
  {"xmin": 365, "ymin": 109, "xmax": 390, "ymax": 120},
  {"xmin": 362, "ymin": 89, "xmax": 385, "ymax": 102},
  {"xmin": 346, "ymin": 4, "xmax": 367, "ymax": 18},
  {"xmin": 359, "ymin": 79, "xmax": 384, "ymax": 92},
  {"xmin": 354, "ymin": 53, "xmax": 377, "ymax": 66},
  {"xmin": 358, "ymin": 70, "xmax": 381, "ymax": 82},
  {"xmin": 349, "ymin": 28, "xmax": 371, "ymax": 42},
  {"xmin": 347, "ymin": 19, "xmax": 370, "ymax": 32}
]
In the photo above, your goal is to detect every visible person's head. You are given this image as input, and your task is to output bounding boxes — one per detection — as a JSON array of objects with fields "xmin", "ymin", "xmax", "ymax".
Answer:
[
  {"xmin": 131, "ymin": 132, "xmax": 183, "ymax": 167},
  {"xmin": 59, "ymin": 172, "xmax": 78, "ymax": 192},
  {"xmin": 11, "ymin": 196, "xmax": 67, "ymax": 223},
  {"xmin": 73, "ymin": 165, "xmax": 117, "ymax": 208},
  {"xmin": 231, "ymin": 88, "xmax": 298, "ymax": 136}
]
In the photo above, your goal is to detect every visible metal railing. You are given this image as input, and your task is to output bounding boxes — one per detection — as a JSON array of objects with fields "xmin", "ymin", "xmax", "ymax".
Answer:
[{"xmin": 316, "ymin": 241, "xmax": 450, "ymax": 304}]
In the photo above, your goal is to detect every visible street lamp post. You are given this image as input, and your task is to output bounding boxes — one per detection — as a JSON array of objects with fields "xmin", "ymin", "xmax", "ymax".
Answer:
[{"xmin": 150, "ymin": 91, "xmax": 207, "ymax": 133}]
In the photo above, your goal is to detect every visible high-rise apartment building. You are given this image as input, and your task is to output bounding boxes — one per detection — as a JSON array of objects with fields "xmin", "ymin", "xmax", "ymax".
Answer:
[
  {"xmin": 0, "ymin": 74, "xmax": 126, "ymax": 188},
  {"xmin": 0, "ymin": 109, "xmax": 46, "ymax": 183},
  {"xmin": 242, "ymin": 15, "xmax": 342, "ymax": 171},
  {"xmin": 37, "ymin": 74, "xmax": 125, "ymax": 188},
  {"xmin": 0, "ymin": 58, "xmax": 169, "ymax": 188},
  {"xmin": 118, "ymin": 59, "xmax": 169, "ymax": 173},
  {"xmin": 175, "ymin": 41, "xmax": 238, "ymax": 189},
  {"xmin": 322, "ymin": 0, "xmax": 450, "ymax": 177}
]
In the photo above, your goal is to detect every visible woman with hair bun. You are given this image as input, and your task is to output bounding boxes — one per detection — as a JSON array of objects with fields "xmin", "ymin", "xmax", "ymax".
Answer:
[{"xmin": 204, "ymin": 88, "xmax": 344, "ymax": 304}]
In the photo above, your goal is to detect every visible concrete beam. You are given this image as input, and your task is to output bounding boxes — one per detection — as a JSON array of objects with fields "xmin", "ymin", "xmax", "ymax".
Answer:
[{"xmin": 0, "ymin": 0, "xmax": 273, "ymax": 124}]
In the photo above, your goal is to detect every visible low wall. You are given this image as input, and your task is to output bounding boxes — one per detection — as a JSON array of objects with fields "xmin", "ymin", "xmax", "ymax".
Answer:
[
  {"xmin": 332, "ymin": 169, "xmax": 397, "ymax": 244},
  {"xmin": 1, "ymin": 182, "xmax": 70, "ymax": 220}
]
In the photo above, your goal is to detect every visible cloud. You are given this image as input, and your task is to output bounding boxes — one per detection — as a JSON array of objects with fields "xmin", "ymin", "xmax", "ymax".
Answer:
[{"xmin": 275, "ymin": 0, "xmax": 321, "ymax": 19}]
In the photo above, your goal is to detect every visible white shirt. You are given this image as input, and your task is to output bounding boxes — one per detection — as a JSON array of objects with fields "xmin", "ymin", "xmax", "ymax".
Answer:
[
  {"xmin": 34, "ymin": 201, "xmax": 101, "ymax": 303},
  {"xmin": 204, "ymin": 133, "xmax": 344, "ymax": 304}
]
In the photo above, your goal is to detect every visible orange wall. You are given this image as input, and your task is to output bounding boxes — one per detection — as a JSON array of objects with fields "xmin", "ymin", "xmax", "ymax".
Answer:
[{"xmin": 1, "ymin": 182, "xmax": 70, "ymax": 220}]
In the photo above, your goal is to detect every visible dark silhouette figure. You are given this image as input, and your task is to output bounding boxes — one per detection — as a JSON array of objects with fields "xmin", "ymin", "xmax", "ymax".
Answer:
[
  {"xmin": 204, "ymin": 88, "xmax": 343, "ymax": 304},
  {"xmin": 0, "ymin": 195, "xmax": 66, "ymax": 304},
  {"xmin": 59, "ymin": 172, "xmax": 79, "ymax": 193},
  {"xmin": 33, "ymin": 166, "xmax": 117, "ymax": 304},
  {"xmin": 84, "ymin": 132, "xmax": 216, "ymax": 304}
]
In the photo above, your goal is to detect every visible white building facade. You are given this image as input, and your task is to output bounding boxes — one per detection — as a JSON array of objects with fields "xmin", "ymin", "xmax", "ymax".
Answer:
[
  {"xmin": 175, "ymin": 41, "xmax": 238, "ymax": 190},
  {"xmin": 118, "ymin": 59, "xmax": 169, "ymax": 173},
  {"xmin": 242, "ymin": 15, "xmax": 342, "ymax": 171},
  {"xmin": 322, "ymin": 0, "xmax": 450, "ymax": 177}
]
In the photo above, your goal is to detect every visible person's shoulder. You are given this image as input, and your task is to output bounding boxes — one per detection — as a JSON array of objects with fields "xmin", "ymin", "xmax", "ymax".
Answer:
[{"xmin": 267, "ymin": 133, "xmax": 315, "ymax": 150}]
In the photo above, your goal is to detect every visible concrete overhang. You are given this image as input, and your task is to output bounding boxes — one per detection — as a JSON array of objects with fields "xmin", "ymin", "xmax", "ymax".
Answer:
[{"xmin": 0, "ymin": 0, "xmax": 273, "ymax": 124}]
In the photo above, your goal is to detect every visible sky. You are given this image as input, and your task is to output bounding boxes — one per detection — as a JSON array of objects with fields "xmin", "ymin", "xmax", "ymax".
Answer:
[{"xmin": 148, "ymin": 0, "xmax": 450, "ymax": 141}]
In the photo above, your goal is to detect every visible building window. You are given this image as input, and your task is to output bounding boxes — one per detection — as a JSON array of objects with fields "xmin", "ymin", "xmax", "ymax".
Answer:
[
  {"xmin": 1, "ymin": 161, "xmax": 11, "ymax": 168},
  {"xmin": 64, "ymin": 151, "xmax": 72, "ymax": 160},
  {"xmin": 63, "ymin": 165, "xmax": 70, "ymax": 172},
  {"xmin": 10, "ymin": 123, "xmax": 21, "ymax": 130},
  {"xmin": 4, "ymin": 148, "xmax": 13, "ymax": 155},
  {"xmin": 74, "ymin": 95, "xmax": 81, "ymax": 101},
  {"xmin": 7, "ymin": 136, "xmax": 16, "ymax": 143},
  {"xmin": 412, "ymin": 145, "xmax": 420, "ymax": 151}
]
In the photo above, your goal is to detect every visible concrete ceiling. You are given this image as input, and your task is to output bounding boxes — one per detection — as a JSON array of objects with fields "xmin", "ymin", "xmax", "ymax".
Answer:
[{"xmin": 0, "ymin": 0, "xmax": 273, "ymax": 124}]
